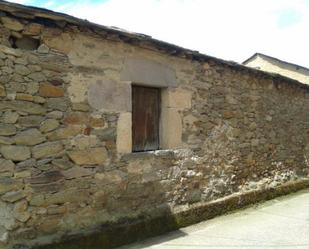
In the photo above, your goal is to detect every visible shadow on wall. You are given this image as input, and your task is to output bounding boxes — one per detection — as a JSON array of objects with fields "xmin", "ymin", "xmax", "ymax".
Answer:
[
  {"xmin": 31, "ymin": 194, "xmax": 187, "ymax": 249},
  {"xmin": 29, "ymin": 176, "xmax": 309, "ymax": 249},
  {"xmin": 29, "ymin": 151, "xmax": 186, "ymax": 249}
]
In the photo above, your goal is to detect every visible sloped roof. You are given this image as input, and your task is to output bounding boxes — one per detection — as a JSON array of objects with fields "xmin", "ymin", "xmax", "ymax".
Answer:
[
  {"xmin": 243, "ymin": 53, "xmax": 309, "ymax": 72},
  {"xmin": 0, "ymin": 0, "xmax": 308, "ymax": 91}
]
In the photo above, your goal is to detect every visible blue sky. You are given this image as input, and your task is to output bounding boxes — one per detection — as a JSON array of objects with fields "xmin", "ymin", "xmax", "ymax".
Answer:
[
  {"xmin": 277, "ymin": 9, "xmax": 303, "ymax": 28},
  {"xmin": 9, "ymin": 0, "xmax": 309, "ymax": 67}
]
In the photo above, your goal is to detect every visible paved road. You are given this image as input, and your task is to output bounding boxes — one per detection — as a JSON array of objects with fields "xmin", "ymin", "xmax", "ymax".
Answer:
[{"xmin": 119, "ymin": 189, "xmax": 309, "ymax": 249}]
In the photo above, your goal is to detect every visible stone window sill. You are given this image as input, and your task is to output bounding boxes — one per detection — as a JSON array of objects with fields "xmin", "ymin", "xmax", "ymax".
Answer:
[{"xmin": 121, "ymin": 149, "xmax": 177, "ymax": 161}]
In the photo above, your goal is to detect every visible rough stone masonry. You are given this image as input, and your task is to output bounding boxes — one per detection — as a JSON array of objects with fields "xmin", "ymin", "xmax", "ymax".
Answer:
[{"xmin": 0, "ymin": 1, "xmax": 308, "ymax": 249}]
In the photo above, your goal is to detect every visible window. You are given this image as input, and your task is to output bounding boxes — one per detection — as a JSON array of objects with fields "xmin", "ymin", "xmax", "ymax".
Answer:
[
  {"xmin": 9, "ymin": 36, "xmax": 40, "ymax": 50},
  {"xmin": 132, "ymin": 85, "xmax": 160, "ymax": 152}
]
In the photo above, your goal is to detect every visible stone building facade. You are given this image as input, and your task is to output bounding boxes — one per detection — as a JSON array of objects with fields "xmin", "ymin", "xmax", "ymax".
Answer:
[
  {"xmin": 243, "ymin": 53, "xmax": 309, "ymax": 85},
  {"xmin": 0, "ymin": 1, "xmax": 308, "ymax": 249}
]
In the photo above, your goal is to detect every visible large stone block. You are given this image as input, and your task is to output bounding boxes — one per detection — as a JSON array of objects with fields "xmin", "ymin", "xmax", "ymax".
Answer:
[
  {"xmin": 162, "ymin": 88, "xmax": 192, "ymax": 109},
  {"xmin": 28, "ymin": 72, "xmax": 47, "ymax": 82},
  {"xmin": 71, "ymin": 103, "xmax": 90, "ymax": 112},
  {"xmin": 40, "ymin": 119, "xmax": 59, "ymax": 133},
  {"xmin": 26, "ymin": 171, "xmax": 63, "ymax": 184},
  {"xmin": 46, "ymin": 98, "xmax": 68, "ymax": 112},
  {"xmin": 88, "ymin": 80, "xmax": 131, "ymax": 112},
  {"xmin": 70, "ymin": 135, "xmax": 99, "ymax": 150},
  {"xmin": 68, "ymin": 34, "xmax": 122, "ymax": 70},
  {"xmin": 160, "ymin": 108, "xmax": 183, "ymax": 149},
  {"xmin": 14, "ymin": 128, "xmax": 46, "ymax": 145},
  {"xmin": 42, "ymin": 32, "xmax": 73, "ymax": 54},
  {"xmin": 23, "ymin": 23, "xmax": 42, "ymax": 35},
  {"xmin": 64, "ymin": 112, "xmax": 105, "ymax": 129},
  {"xmin": 1, "ymin": 191, "xmax": 26, "ymax": 203},
  {"xmin": 66, "ymin": 72, "xmax": 90, "ymax": 103},
  {"xmin": 0, "ymin": 136, "xmax": 13, "ymax": 145},
  {"xmin": 18, "ymin": 115, "xmax": 44, "ymax": 128},
  {"xmin": 0, "ymin": 85, "xmax": 6, "ymax": 97},
  {"xmin": 26, "ymin": 82, "xmax": 39, "ymax": 95},
  {"xmin": 39, "ymin": 83, "xmax": 64, "ymax": 97},
  {"xmin": 46, "ymin": 111, "xmax": 63, "ymax": 120},
  {"xmin": 43, "ymin": 188, "xmax": 90, "ymax": 205},
  {"xmin": 16, "ymin": 158, "xmax": 36, "ymax": 171},
  {"xmin": 32, "ymin": 141, "xmax": 63, "ymax": 159},
  {"xmin": 0, "ymin": 178, "xmax": 21, "ymax": 195},
  {"xmin": 64, "ymin": 112, "xmax": 88, "ymax": 125},
  {"xmin": 91, "ymin": 127, "xmax": 116, "ymax": 141},
  {"xmin": 0, "ymin": 201, "xmax": 15, "ymax": 231},
  {"xmin": 0, "ymin": 124, "xmax": 16, "ymax": 136},
  {"xmin": 116, "ymin": 112, "xmax": 132, "ymax": 154},
  {"xmin": 62, "ymin": 166, "xmax": 94, "ymax": 179},
  {"xmin": 67, "ymin": 147, "xmax": 108, "ymax": 165},
  {"xmin": 52, "ymin": 158, "xmax": 74, "ymax": 170},
  {"xmin": 1, "ymin": 16, "xmax": 24, "ymax": 31},
  {"xmin": 47, "ymin": 125, "xmax": 84, "ymax": 141},
  {"xmin": 0, "ymin": 101, "xmax": 46, "ymax": 115},
  {"xmin": 0, "ymin": 145, "xmax": 31, "ymax": 161},
  {"xmin": 13, "ymin": 200, "xmax": 30, "ymax": 222},
  {"xmin": 15, "ymin": 64, "xmax": 31, "ymax": 76},
  {"xmin": 89, "ymin": 116, "xmax": 105, "ymax": 128},
  {"xmin": 3, "ymin": 111, "xmax": 19, "ymax": 124},
  {"xmin": 120, "ymin": 58, "xmax": 177, "ymax": 87},
  {"xmin": 0, "ymin": 159, "xmax": 15, "ymax": 173},
  {"xmin": 0, "ymin": 45, "xmax": 22, "ymax": 57}
]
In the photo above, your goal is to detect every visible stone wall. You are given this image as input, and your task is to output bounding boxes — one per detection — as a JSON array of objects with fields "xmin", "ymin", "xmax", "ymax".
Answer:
[{"xmin": 0, "ymin": 10, "xmax": 308, "ymax": 249}]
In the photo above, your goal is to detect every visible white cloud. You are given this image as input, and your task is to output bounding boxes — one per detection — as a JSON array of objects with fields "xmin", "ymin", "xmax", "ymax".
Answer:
[
  {"xmin": 7, "ymin": 0, "xmax": 33, "ymax": 4},
  {"xmin": 13, "ymin": 0, "xmax": 309, "ymax": 67},
  {"xmin": 43, "ymin": 1, "xmax": 56, "ymax": 8}
]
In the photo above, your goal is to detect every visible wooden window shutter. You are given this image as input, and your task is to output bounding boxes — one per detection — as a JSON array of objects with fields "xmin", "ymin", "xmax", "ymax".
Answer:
[{"xmin": 132, "ymin": 86, "xmax": 160, "ymax": 152}]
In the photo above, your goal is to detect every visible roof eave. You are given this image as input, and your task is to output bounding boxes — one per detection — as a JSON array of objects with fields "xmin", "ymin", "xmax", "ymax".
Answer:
[{"xmin": 0, "ymin": 0, "xmax": 308, "ymax": 91}]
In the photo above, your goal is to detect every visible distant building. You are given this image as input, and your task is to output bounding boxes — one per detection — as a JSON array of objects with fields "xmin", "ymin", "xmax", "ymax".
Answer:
[{"xmin": 243, "ymin": 53, "xmax": 309, "ymax": 85}]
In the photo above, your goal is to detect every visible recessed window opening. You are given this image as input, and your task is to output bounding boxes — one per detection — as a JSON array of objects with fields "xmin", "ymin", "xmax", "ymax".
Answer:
[{"xmin": 9, "ymin": 35, "xmax": 40, "ymax": 51}]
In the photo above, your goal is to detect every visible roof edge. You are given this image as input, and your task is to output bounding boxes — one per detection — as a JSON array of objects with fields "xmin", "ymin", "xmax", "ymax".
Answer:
[
  {"xmin": 242, "ymin": 53, "xmax": 259, "ymax": 65},
  {"xmin": 0, "ymin": 0, "xmax": 309, "ymax": 92}
]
